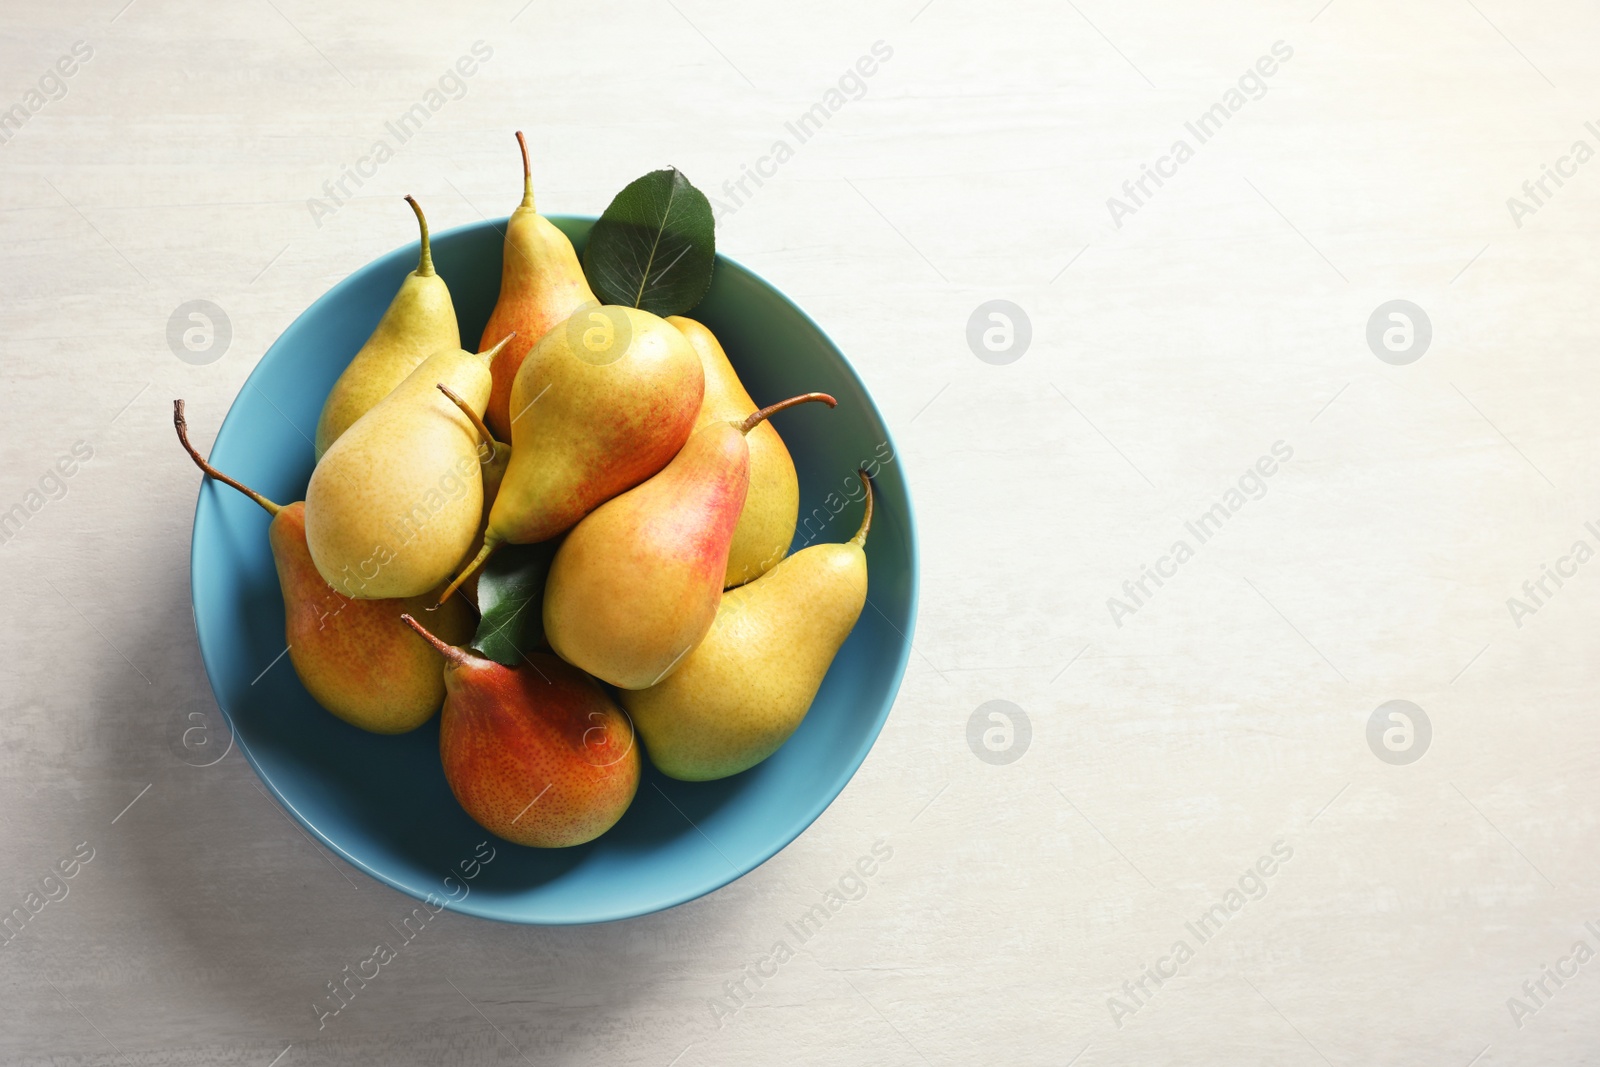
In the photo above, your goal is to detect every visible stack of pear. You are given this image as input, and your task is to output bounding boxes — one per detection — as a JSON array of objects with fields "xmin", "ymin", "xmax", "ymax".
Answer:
[
  {"xmin": 315, "ymin": 196, "xmax": 460, "ymax": 459},
  {"xmin": 175, "ymin": 401, "xmax": 473, "ymax": 733},
  {"xmin": 480, "ymin": 131, "xmax": 599, "ymax": 442},
  {"xmin": 177, "ymin": 142, "xmax": 900, "ymax": 855},
  {"xmin": 669, "ymin": 317, "xmax": 801, "ymax": 588},
  {"xmin": 543, "ymin": 392, "xmax": 835, "ymax": 690},
  {"xmin": 305, "ymin": 336, "xmax": 510, "ymax": 600},
  {"xmin": 437, "ymin": 306, "xmax": 704, "ymax": 602},
  {"xmin": 402, "ymin": 615, "xmax": 639, "ymax": 847},
  {"xmin": 622, "ymin": 473, "xmax": 873, "ymax": 779}
]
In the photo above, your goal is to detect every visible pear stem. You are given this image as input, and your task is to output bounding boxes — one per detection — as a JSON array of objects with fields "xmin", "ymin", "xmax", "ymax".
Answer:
[
  {"xmin": 400, "ymin": 613, "xmax": 472, "ymax": 666},
  {"xmin": 437, "ymin": 384, "xmax": 497, "ymax": 464},
  {"xmin": 515, "ymin": 130, "xmax": 534, "ymax": 211},
  {"xmin": 739, "ymin": 392, "xmax": 837, "ymax": 435},
  {"xmin": 436, "ymin": 537, "xmax": 499, "ymax": 607},
  {"xmin": 172, "ymin": 400, "xmax": 282, "ymax": 517},
  {"xmin": 479, "ymin": 331, "xmax": 515, "ymax": 367},
  {"xmin": 405, "ymin": 194, "xmax": 435, "ymax": 277},
  {"xmin": 851, "ymin": 469, "xmax": 874, "ymax": 547}
]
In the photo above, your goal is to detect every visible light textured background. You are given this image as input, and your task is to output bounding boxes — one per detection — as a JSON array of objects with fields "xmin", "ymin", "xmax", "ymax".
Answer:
[{"xmin": 3, "ymin": 0, "xmax": 1599, "ymax": 1063}]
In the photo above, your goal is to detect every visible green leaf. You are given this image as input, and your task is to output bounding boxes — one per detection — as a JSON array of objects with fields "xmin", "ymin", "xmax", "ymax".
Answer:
[
  {"xmin": 471, "ymin": 540, "xmax": 559, "ymax": 667},
  {"xmin": 582, "ymin": 167, "xmax": 715, "ymax": 316}
]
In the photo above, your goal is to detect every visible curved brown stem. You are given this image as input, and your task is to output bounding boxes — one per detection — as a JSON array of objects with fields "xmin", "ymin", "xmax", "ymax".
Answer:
[
  {"xmin": 173, "ymin": 400, "xmax": 281, "ymax": 517},
  {"xmin": 405, "ymin": 194, "xmax": 434, "ymax": 277},
  {"xmin": 739, "ymin": 392, "xmax": 837, "ymax": 435},
  {"xmin": 437, "ymin": 384, "xmax": 497, "ymax": 464},
  {"xmin": 850, "ymin": 469, "xmax": 874, "ymax": 547},
  {"xmin": 435, "ymin": 537, "xmax": 499, "ymax": 607},
  {"xmin": 515, "ymin": 130, "xmax": 534, "ymax": 211},
  {"xmin": 478, "ymin": 331, "xmax": 515, "ymax": 367},
  {"xmin": 401, "ymin": 613, "xmax": 471, "ymax": 666}
]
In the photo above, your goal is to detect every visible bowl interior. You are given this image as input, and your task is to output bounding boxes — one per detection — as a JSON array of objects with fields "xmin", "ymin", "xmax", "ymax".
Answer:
[{"xmin": 190, "ymin": 217, "xmax": 917, "ymax": 923}]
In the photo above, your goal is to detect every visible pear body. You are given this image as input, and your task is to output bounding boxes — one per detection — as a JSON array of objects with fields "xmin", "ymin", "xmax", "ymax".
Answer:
[
  {"xmin": 544, "ymin": 423, "xmax": 748, "ymax": 689},
  {"xmin": 315, "ymin": 259, "xmax": 459, "ymax": 459},
  {"xmin": 439, "ymin": 649, "xmax": 639, "ymax": 847},
  {"xmin": 490, "ymin": 306, "xmax": 702, "ymax": 546},
  {"xmin": 305, "ymin": 347, "xmax": 490, "ymax": 599},
  {"xmin": 623, "ymin": 540, "xmax": 867, "ymax": 780},
  {"xmin": 669, "ymin": 316, "xmax": 799, "ymax": 588},
  {"xmin": 482, "ymin": 207, "xmax": 596, "ymax": 441},
  {"xmin": 269, "ymin": 503, "xmax": 474, "ymax": 733}
]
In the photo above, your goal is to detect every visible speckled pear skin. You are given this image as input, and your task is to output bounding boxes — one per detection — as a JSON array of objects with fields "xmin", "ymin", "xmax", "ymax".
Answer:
[
  {"xmin": 480, "ymin": 143, "xmax": 596, "ymax": 440},
  {"xmin": 544, "ymin": 422, "xmax": 749, "ymax": 690},
  {"xmin": 421, "ymin": 628, "xmax": 639, "ymax": 848},
  {"xmin": 314, "ymin": 199, "xmax": 460, "ymax": 459},
  {"xmin": 305, "ymin": 346, "xmax": 490, "ymax": 600},
  {"xmin": 489, "ymin": 305, "xmax": 703, "ymax": 546},
  {"xmin": 269, "ymin": 503, "xmax": 473, "ymax": 733},
  {"xmin": 621, "ymin": 512, "xmax": 869, "ymax": 781},
  {"xmin": 668, "ymin": 316, "xmax": 800, "ymax": 589}
]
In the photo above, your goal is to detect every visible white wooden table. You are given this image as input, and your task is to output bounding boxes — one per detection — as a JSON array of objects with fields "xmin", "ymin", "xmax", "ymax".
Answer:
[{"xmin": 3, "ymin": 1, "xmax": 1597, "ymax": 1063}]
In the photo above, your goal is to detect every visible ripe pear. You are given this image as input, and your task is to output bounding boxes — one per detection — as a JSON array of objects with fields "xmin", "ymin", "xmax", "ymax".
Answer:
[
  {"xmin": 402, "ymin": 615, "xmax": 639, "ymax": 847},
  {"xmin": 305, "ymin": 337, "xmax": 509, "ymax": 600},
  {"xmin": 314, "ymin": 196, "xmax": 460, "ymax": 459},
  {"xmin": 622, "ymin": 472, "xmax": 873, "ymax": 780},
  {"xmin": 668, "ymin": 316, "xmax": 800, "ymax": 588},
  {"xmin": 436, "ymin": 306, "xmax": 703, "ymax": 603},
  {"xmin": 544, "ymin": 393, "xmax": 835, "ymax": 690},
  {"xmin": 481, "ymin": 131, "xmax": 598, "ymax": 442},
  {"xmin": 174, "ymin": 401, "xmax": 472, "ymax": 733}
]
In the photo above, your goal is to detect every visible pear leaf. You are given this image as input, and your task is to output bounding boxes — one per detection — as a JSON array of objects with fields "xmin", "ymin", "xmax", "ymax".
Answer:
[
  {"xmin": 470, "ymin": 540, "xmax": 558, "ymax": 667},
  {"xmin": 582, "ymin": 167, "xmax": 715, "ymax": 316}
]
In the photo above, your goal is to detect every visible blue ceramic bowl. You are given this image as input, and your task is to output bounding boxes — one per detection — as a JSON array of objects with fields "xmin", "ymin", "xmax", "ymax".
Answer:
[{"xmin": 189, "ymin": 217, "xmax": 918, "ymax": 924}]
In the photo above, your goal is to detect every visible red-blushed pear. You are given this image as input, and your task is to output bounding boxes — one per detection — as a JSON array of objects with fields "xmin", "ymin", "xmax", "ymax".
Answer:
[
  {"xmin": 314, "ymin": 195, "xmax": 460, "ymax": 459},
  {"xmin": 400, "ymin": 614, "xmax": 639, "ymax": 848},
  {"xmin": 622, "ymin": 472, "xmax": 873, "ymax": 780},
  {"xmin": 667, "ymin": 316, "xmax": 801, "ymax": 589},
  {"xmin": 543, "ymin": 393, "xmax": 836, "ymax": 690},
  {"xmin": 435, "ymin": 305, "xmax": 704, "ymax": 605},
  {"xmin": 480, "ymin": 131, "xmax": 598, "ymax": 442},
  {"xmin": 174, "ymin": 401, "xmax": 473, "ymax": 734}
]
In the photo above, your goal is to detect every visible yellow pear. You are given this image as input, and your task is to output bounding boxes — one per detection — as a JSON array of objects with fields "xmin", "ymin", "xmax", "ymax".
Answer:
[
  {"xmin": 668, "ymin": 316, "xmax": 800, "ymax": 588},
  {"xmin": 314, "ymin": 196, "xmax": 461, "ymax": 459},
  {"xmin": 435, "ymin": 305, "xmax": 703, "ymax": 604},
  {"xmin": 621, "ymin": 472, "xmax": 872, "ymax": 780},
  {"xmin": 304, "ymin": 338, "xmax": 507, "ymax": 600}
]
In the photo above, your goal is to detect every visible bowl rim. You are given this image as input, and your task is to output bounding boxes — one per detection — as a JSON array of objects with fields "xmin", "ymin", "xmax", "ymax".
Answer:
[{"xmin": 188, "ymin": 214, "xmax": 920, "ymax": 924}]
